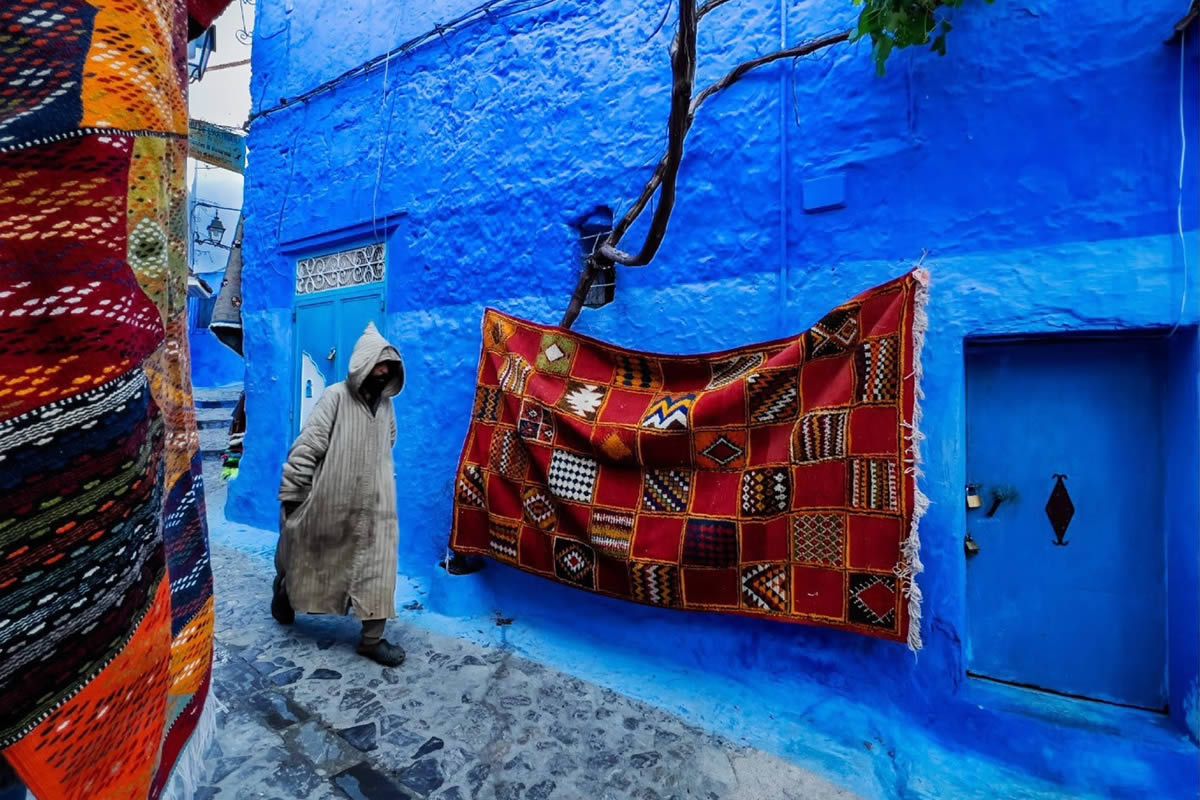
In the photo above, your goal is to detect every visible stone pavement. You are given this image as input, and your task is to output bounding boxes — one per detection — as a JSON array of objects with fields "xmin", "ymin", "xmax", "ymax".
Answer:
[{"xmin": 203, "ymin": 539, "xmax": 860, "ymax": 800}]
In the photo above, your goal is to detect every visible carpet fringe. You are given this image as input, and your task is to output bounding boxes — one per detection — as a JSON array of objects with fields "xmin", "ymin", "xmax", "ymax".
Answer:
[
  {"xmin": 160, "ymin": 689, "xmax": 218, "ymax": 800},
  {"xmin": 896, "ymin": 267, "xmax": 930, "ymax": 653}
]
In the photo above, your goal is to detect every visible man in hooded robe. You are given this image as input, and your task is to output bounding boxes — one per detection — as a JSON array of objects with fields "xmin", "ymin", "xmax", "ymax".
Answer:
[{"xmin": 274, "ymin": 323, "xmax": 406, "ymax": 667}]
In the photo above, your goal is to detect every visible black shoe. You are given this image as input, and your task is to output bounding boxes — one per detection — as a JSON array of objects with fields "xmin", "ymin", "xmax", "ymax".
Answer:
[
  {"xmin": 357, "ymin": 638, "xmax": 405, "ymax": 667},
  {"xmin": 440, "ymin": 553, "xmax": 485, "ymax": 575},
  {"xmin": 271, "ymin": 574, "xmax": 294, "ymax": 625}
]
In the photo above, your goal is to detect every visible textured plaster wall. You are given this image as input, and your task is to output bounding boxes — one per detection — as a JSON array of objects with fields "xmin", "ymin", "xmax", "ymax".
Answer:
[
  {"xmin": 189, "ymin": 328, "xmax": 244, "ymax": 388},
  {"xmin": 188, "ymin": 270, "xmax": 245, "ymax": 388},
  {"xmin": 230, "ymin": 1, "xmax": 1200, "ymax": 796}
]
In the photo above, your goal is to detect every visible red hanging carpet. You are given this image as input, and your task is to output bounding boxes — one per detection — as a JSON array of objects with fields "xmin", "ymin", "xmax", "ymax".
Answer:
[{"xmin": 450, "ymin": 270, "xmax": 929, "ymax": 650}]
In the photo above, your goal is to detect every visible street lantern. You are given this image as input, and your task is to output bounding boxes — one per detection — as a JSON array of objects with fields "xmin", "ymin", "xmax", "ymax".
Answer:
[
  {"xmin": 583, "ymin": 264, "xmax": 616, "ymax": 309},
  {"xmin": 187, "ymin": 25, "xmax": 216, "ymax": 82},
  {"xmin": 578, "ymin": 207, "xmax": 616, "ymax": 309},
  {"xmin": 206, "ymin": 212, "xmax": 226, "ymax": 246}
]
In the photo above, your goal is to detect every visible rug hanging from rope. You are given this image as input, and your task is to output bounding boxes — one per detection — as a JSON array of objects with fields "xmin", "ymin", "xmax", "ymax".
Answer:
[{"xmin": 450, "ymin": 270, "xmax": 929, "ymax": 650}]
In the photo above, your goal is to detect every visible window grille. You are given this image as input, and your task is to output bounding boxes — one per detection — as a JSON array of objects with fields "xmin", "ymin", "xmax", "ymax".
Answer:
[{"xmin": 296, "ymin": 243, "xmax": 385, "ymax": 295}]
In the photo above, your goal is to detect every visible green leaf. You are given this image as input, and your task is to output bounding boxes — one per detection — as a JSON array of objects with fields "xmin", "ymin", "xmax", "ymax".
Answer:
[
  {"xmin": 858, "ymin": 0, "xmax": 983, "ymax": 74},
  {"xmin": 854, "ymin": 8, "xmax": 873, "ymax": 39},
  {"xmin": 874, "ymin": 36, "xmax": 895, "ymax": 74}
]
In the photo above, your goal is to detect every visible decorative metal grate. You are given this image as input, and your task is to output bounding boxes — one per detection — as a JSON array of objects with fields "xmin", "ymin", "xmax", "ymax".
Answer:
[{"xmin": 295, "ymin": 243, "xmax": 385, "ymax": 295}]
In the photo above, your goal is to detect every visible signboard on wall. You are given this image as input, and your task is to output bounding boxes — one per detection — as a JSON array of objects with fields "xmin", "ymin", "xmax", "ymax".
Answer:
[{"xmin": 189, "ymin": 118, "xmax": 246, "ymax": 173}]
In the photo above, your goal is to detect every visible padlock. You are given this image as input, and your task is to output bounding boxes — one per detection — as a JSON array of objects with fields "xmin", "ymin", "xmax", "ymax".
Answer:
[
  {"xmin": 966, "ymin": 484, "xmax": 982, "ymax": 510},
  {"xmin": 964, "ymin": 533, "xmax": 980, "ymax": 556}
]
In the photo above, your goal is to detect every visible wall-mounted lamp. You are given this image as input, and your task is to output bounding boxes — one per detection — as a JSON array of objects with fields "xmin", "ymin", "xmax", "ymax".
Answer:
[
  {"xmin": 579, "ymin": 207, "xmax": 615, "ymax": 309},
  {"xmin": 187, "ymin": 25, "xmax": 216, "ymax": 82},
  {"xmin": 205, "ymin": 211, "xmax": 226, "ymax": 246},
  {"xmin": 584, "ymin": 265, "xmax": 616, "ymax": 309}
]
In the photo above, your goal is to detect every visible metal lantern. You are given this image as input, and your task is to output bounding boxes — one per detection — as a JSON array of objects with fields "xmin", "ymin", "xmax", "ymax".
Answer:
[
  {"xmin": 206, "ymin": 212, "xmax": 226, "ymax": 246},
  {"xmin": 187, "ymin": 26, "xmax": 216, "ymax": 82},
  {"xmin": 584, "ymin": 264, "xmax": 616, "ymax": 309},
  {"xmin": 579, "ymin": 209, "xmax": 615, "ymax": 309}
]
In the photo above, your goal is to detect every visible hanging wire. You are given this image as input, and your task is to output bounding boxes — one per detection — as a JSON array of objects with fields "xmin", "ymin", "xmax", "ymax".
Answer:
[
  {"xmin": 193, "ymin": 199, "xmax": 243, "ymax": 214},
  {"xmin": 368, "ymin": 2, "xmax": 410, "ymax": 243},
  {"xmin": 371, "ymin": 50, "xmax": 396, "ymax": 244},
  {"xmin": 788, "ymin": 26, "xmax": 848, "ymax": 130},
  {"xmin": 647, "ymin": 0, "xmax": 674, "ymax": 42},
  {"xmin": 1167, "ymin": 22, "xmax": 1191, "ymax": 337},
  {"xmin": 273, "ymin": 116, "xmax": 306, "ymax": 245},
  {"xmin": 248, "ymin": 0, "xmax": 554, "ymax": 123}
]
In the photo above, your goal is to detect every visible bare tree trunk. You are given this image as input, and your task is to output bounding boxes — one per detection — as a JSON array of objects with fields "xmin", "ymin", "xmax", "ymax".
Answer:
[{"xmin": 559, "ymin": 22, "xmax": 850, "ymax": 329}]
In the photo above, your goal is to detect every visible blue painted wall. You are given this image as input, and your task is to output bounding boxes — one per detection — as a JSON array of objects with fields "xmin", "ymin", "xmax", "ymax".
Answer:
[
  {"xmin": 231, "ymin": 1, "xmax": 1200, "ymax": 796},
  {"xmin": 1167, "ymin": 327, "xmax": 1200, "ymax": 741},
  {"xmin": 189, "ymin": 270, "xmax": 245, "ymax": 389},
  {"xmin": 189, "ymin": 328, "xmax": 244, "ymax": 389}
]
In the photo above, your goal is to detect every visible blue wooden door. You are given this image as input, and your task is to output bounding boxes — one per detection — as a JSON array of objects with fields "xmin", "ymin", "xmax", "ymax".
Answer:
[
  {"xmin": 965, "ymin": 338, "xmax": 1166, "ymax": 710},
  {"xmin": 334, "ymin": 291, "xmax": 386, "ymax": 382},
  {"xmin": 293, "ymin": 290, "xmax": 383, "ymax": 436},
  {"xmin": 294, "ymin": 298, "xmax": 336, "ymax": 435}
]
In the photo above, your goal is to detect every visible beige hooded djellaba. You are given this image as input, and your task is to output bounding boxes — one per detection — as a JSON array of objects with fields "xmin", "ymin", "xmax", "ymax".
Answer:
[{"xmin": 276, "ymin": 323, "xmax": 404, "ymax": 620}]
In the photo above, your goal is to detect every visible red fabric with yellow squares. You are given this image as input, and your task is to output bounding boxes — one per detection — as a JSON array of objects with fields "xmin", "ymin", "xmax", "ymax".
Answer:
[{"xmin": 450, "ymin": 270, "xmax": 928, "ymax": 648}]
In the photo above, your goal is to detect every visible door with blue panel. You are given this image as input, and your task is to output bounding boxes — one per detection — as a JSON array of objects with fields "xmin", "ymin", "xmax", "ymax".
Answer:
[
  {"xmin": 965, "ymin": 337, "xmax": 1166, "ymax": 710},
  {"xmin": 293, "ymin": 291, "xmax": 384, "ymax": 437},
  {"xmin": 292, "ymin": 242, "xmax": 388, "ymax": 437},
  {"xmin": 335, "ymin": 291, "xmax": 386, "ymax": 380},
  {"xmin": 294, "ymin": 298, "xmax": 336, "ymax": 435}
]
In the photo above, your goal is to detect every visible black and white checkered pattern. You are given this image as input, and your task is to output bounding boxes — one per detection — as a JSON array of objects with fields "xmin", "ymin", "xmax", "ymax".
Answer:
[{"xmin": 547, "ymin": 449, "xmax": 598, "ymax": 503}]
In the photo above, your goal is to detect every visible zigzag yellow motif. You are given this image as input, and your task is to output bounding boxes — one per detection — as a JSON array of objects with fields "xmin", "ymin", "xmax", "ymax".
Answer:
[
  {"xmin": 640, "ymin": 394, "xmax": 695, "ymax": 430},
  {"xmin": 0, "ymin": 167, "xmax": 125, "ymax": 248}
]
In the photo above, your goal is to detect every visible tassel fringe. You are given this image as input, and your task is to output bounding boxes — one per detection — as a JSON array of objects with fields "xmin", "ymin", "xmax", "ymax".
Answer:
[
  {"xmin": 894, "ymin": 267, "xmax": 930, "ymax": 654},
  {"xmin": 160, "ymin": 689, "xmax": 218, "ymax": 800}
]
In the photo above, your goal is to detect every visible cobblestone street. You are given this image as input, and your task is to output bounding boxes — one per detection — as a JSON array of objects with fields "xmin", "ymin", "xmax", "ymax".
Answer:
[{"xmin": 201, "ymin": 478, "xmax": 858, "ymax": 800}]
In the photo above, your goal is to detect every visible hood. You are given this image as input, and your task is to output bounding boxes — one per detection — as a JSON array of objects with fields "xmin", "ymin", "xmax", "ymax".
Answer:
[{"xmin": 347, "ymin": 322, "xmax": 405, "ymax": 399}]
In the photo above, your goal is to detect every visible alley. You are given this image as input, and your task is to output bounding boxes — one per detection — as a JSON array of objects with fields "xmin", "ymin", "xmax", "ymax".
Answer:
[{"xmin": 201, "ymin": 489, "xmax": 858, "ymax": 800}]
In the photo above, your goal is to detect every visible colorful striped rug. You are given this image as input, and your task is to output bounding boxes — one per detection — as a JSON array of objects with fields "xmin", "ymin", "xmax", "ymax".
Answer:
[{"xmin": 0, "ymin": 0, "xmax": 230, "ymax": 796}]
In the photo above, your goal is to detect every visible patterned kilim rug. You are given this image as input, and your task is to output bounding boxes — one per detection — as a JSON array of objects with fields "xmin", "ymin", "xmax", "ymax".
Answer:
[
  {"xmin": 451, "ymin": 270, "xmax": 929, "ymax": 650},
  {"xmin": 0, "ymin": 0, "xmax": 230, "ymax": 797}
]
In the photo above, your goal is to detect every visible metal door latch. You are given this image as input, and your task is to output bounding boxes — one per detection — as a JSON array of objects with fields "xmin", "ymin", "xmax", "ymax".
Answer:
[
  {"xmin": 985, "ymin": 486, "xmax": 1017, "ymax": 518},
  {"xmin": 326, "ymin": 347, "xmax": 336, "ymax": 360}
]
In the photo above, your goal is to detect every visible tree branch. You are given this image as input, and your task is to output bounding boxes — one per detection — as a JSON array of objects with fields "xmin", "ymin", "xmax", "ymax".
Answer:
[
  {"xmin": 598, "ymin": 30, "xmax": 850, "ymax": 266},
  {"xmin": 560, "ymin": 23, "xmax": 852, "ymax": 327},
  {"xmin": 559, "ymin": 1, "xmax": 698, "ymax": 327},
  {"xmin": 600, "ymin": 1, "xmax": 698, "ymax": 267},
  {"xmin": 560, "ymin": 0, "xmax": 981, "ymax": 328},
  {"xmin": 697, "ymin": 0, "xmax": 738, "ymax": 18},
  {"xmin": 692, "ymin": 29, "xmax": 850, "ymax": 107}
]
